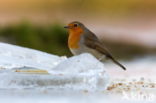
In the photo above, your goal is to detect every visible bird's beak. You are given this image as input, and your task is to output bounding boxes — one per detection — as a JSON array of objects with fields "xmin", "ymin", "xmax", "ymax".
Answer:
[
  {"xmin": 64, "ymin": 26, "xmax": 72, "ymax": 29},
  {"xmin": 64, "ymin": 26, "xmax": 69, "ymax": 29}
]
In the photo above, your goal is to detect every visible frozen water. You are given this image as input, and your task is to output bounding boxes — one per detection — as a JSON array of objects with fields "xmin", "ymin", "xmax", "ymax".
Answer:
[
  {"xmin": 50, "ymin": 53, "xmax": 108, "ymax": 90},
  {"xmin": 0, "ymin": 42, "xmax": 156, "ymax": 103},
  {"xmin": 0, "ymin": 42, "xmax": 108, "ymax": 90},
  {"xmin": 0, "ymin": 43, "xmax": 66, "ymax": 70},
  {"xmin": 52, "ymin": 53, "xmax": 104, "ymax": 74}
]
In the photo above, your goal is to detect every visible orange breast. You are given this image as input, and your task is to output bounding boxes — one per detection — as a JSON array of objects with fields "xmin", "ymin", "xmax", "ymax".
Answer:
[{"xmin": 68, "ymin": 28, "xmax": 83, "ymax": 49}]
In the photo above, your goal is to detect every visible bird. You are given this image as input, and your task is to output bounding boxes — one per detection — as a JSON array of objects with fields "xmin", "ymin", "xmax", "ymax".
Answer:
[{"xmin": 64, "ymin": 21, "xmax": 126, "ymax": 70}]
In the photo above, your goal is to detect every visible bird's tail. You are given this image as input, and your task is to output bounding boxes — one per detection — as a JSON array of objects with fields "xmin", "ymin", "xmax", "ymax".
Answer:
[{"xmin": 107, "ymin": 56, "xmax": 126, "ymax": 70}]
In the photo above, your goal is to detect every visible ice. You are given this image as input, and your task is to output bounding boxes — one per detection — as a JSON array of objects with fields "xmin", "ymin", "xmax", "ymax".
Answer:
[
  {"xmin": 0, "ymin": 42, "xmax": 108, "ymax": 91},
  {"xmin": 50, "ymin": 53, "xmax": 108, "ymax": 90},
  {"xmin": 0, "ymin": 43, "xmax": 66, "ymax": 70},
  {"xmin": 0, "ymin": 42, "xmax": 156, "ymax": 103},
  {"xmin": 52, "ymin": 53, "xmax": 105, "ymax": 74}
]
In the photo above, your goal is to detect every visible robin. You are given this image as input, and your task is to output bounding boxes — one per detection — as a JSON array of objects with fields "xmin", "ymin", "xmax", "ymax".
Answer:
[{"xmin": 64, "ymin": 21, "xmax": 126, "ymax": 70}]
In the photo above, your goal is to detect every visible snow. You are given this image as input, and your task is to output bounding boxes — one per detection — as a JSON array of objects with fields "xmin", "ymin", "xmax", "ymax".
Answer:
[{"xmin": 0, "ymin": 42, "xmax": 156, "ymax": 103}]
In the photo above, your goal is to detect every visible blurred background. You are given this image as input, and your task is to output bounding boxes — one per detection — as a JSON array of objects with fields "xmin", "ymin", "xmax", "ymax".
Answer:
[{"xmin": 0, "ymin": 0, "xmax": 156, "ymax": 60}]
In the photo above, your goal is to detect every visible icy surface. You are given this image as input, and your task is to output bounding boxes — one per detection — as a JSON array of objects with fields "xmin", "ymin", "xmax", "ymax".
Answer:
[
  {"xmin": 0, "ymin": 43, "xmax": 66, "ymax": 70},
  {"xmin": 52, "ymin": 53, "xmax": 104, "ymax": 74},
  {"xmin": 0, "ymin": 42, "xmax": 108, "ymax": 90},
  {"xmin": 0, "ymin": 42, "xmax": 156, "ymax": 103}
]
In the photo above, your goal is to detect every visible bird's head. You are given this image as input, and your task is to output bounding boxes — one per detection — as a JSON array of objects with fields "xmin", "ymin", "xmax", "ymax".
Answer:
[{"xmin": 64, "ymin": 21, "xmax": 85, "ymax": 34}]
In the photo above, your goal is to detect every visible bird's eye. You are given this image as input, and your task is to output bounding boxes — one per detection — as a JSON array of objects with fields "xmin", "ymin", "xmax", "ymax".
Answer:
[{"xmin": 73, "ymin": 24, "xmax": 78, "ymax": 27}]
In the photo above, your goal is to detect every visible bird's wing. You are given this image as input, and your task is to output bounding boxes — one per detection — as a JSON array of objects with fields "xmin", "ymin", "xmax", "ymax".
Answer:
[
  {"xmin": 84, "ymin": 31, "xmax": 126, "ymax": 70},
  {"xmin": 84, "ymin": 31, "xmax": 112, "ymax": 57}
]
